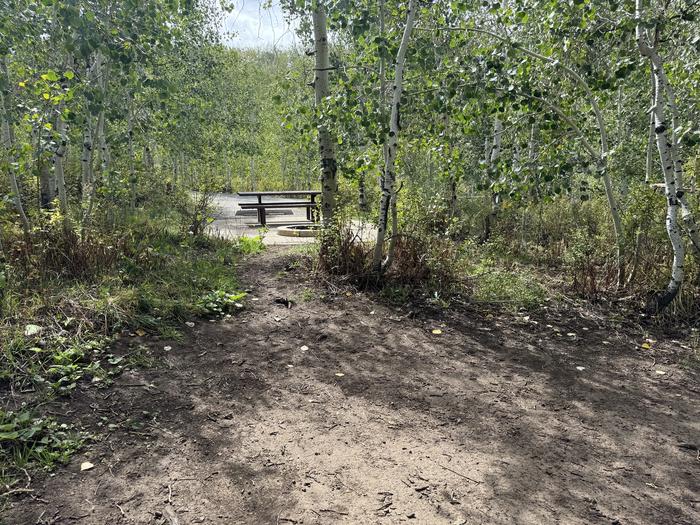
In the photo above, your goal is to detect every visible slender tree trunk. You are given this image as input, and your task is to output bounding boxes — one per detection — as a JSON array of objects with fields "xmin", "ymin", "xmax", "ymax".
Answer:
[
  {"xmin": 52, "ymin": 111, "xmax": 69, "ymax": 223},
  {"xmin": 637, "ymin": 0, "xmax": 686, "ymax": 312},
  {"xmin": 144, "ymin": 144, "xmax": 153, "ymax": 172},
  {"xmin": 443, "ymin": 109, "xmax": 458, "ymax": 218},
  {"xmin": 1, "ymin": 57, "xmax": 30, "ymax": 234},
  {"xmin": 172, "ymin": 153, "xmax": 178, "ymax": 185},
  {"xmin": 481, "ymin": 117, "xmax": 503, "ymax": 243},
  {"xmin": 127, "ymin": 94, "xmax": 136, "ymax": 211},
  {"xmin": 224, "ymin": 155, "xmax": 232, "ymax": 192},
  {"xmin": 654, "ymin": 60, "xmax": 700, "ymax": 259},
  {"xmin": 39, "ymin": 156, "xmax": 55, "ymax": 208},
  {"xmin": 359, "ymin": 0, "xmax": 387, "ymax": 217},
  {"xmin": 179, "ymin": 151, "xmax": 185, "ymax": 186},
  {"xmin": 80, "ymin": 119, "xmax": 94, "ymax": 199},
  {"xmin": 312, "ymin": 4, "xmax": 337, "ymax": 227},
  {"xmin": 81, "ymin": 54, "xmax": 104, "ymax": 229},
  {"xmin": 373, "ymin": 0, "xmax": 418, "ymax": 273},
  {"xmin": 358, "ymin": 174, "xmax": 368, "ymax": 212},
  {"xmin": 645, "ymin": 69, "xmax": 656, "ymax": 183}
]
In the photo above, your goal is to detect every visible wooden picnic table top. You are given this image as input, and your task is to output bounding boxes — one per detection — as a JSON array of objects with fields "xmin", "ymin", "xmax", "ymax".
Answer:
[{"xmin": 237, "ymin": 190, "xmax": 321, "ymax": 196}]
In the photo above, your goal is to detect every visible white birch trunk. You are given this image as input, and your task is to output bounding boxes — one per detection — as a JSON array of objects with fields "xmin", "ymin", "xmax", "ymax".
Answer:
[
  {"xmin": 81, "ymin": 54, "xmax": 103, "ymax": 229},
  {"xmin": 312, "ymin": 4, "xmax": 337, "ymax": 227},
  {"xmin": 80, "ymin": 119, "xmax": 94, "ymax": 197},
  {"xmin": 653, "ymin": 58, "xmax": 700, "ymax": 258},
  {"xmin": 128, "ymin": 94, "xmax": 136, "ymax": 211},
  {"xmin": 372, "ymin": 0, "xmax": 418, "ymax": 273},
  {"xmin": 645, "ymin": 68, "xmax": 656, "ymax": 183},
  {"xmin": 1, "ymin": 57, "xmax": 30, "ymax": 234},
  {"xmin": 482, "ymin": 117, "xmax": 503, "ymax": 242},
  {"xmin": 637, "ymin": 0, "xmax": 686, "ymax": 311}
]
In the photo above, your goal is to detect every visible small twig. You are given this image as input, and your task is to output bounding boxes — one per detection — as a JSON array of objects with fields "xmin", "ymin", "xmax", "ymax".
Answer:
[
  {"xmin": 0, "ymin": 488, "xmax": 34, "ymax": 498},
  {"xmin": 432, "ymin": 461, "xmax": 482, "ymax": 484},
  {"xmin": 113, "ymin": 503, "xmax": 126, "ymax": 517},
  {"xmin": 320, "ymin": 509, "xmax": 349, "ymax": 515},
  {"xmin": 186, "ymin": 376, "xmax": 214, "ymax": 387}
]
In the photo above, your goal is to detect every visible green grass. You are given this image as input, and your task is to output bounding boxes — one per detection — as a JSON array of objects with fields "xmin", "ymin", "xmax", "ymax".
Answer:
[
  {"xmin": 0, "ymin": 224, "xmax": 254, "ymax": 488},
  {"xmin": 235, "ymin": 235, "xmax": 266, "ymax": 255},
  {"xmin": 471, "ymin": 265, "xmax": 547, "ymax": 309}
]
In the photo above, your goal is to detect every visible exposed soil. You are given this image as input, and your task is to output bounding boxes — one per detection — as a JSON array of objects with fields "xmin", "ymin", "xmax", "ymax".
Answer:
[{"xmin": 3, "ymin": 248, "xmax": 699, "ymax": 525}]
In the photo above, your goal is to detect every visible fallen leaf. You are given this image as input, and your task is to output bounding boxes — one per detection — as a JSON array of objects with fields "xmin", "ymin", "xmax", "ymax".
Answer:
[
  {"xmin": 164, "ymin": 346, "xmax": 172, "ymax": 351},
  {"xmin": 300, "ymin": 345, "xmax": 309, "ymax": 351},
  {"xmin": 335, "ymin": 373, "xmax": 345, "ymax": 377},
  {"xmin": 135, "ymin": 329, "xmax": 146, "ymax": 337},
  {"xmin": 345, "ymin": 292, "xmax": 353, "ymax": 297},
  {"xmin": 431, "ymin": 329, "xmax": 443, "ymax": 335},
  {"xmin": 655, "ymin": 370, "xmax": 666, "ymax": 375},
  {"xmin": 24, "ymin": 324, "xmax": 42, "ymax": 337},
  {"xmin": 185, "ymin": 321, "xmax": 195, "ymax": 328},
  {"xmin": 576, "ymin": 366, "xmax": 586, "ymax": 371},
  {"xmin": 80, "ymin": 461, "xmax": 94, "ymax": 471},
  {"xmin": 641, "ymin": 342, "xmax": 652, "ymax": 349}
]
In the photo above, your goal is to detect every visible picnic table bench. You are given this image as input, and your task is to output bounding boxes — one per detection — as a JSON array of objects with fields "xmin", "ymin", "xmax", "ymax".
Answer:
[{"xmin": 237, "ymin": 191, "xmax": 321, "ymax": 226}]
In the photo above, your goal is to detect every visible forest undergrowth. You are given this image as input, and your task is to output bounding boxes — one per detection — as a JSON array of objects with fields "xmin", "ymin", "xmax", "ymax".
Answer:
[{"xmin": 0, "ymin": 205, "xmax": 262, "ymax": 493}]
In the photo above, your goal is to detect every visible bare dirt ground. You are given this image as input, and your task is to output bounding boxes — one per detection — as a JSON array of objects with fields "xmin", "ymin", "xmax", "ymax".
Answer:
[{"xmin": 3, "ymin": 248, "xmax": 699, "ymax": 525}]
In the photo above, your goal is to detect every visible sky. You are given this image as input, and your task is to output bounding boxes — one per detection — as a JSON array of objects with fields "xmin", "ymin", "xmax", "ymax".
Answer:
[{"xmin": 222, "ymin": 1, "xmax": 299, "ymax": 49}]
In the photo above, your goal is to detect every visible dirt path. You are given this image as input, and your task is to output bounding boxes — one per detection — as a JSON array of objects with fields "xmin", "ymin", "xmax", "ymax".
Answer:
[{"xmin": 5, "ymin": 249, "xmax": 699, "ymax": 524}]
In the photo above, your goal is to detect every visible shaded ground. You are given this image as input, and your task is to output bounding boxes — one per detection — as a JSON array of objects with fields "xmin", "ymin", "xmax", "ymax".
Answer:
[{"xmin": 3, "ymin": 248, "xmax": 699, "ymax": 524}]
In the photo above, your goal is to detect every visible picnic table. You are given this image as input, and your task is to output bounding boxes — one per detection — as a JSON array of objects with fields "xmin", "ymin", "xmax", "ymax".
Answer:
[{"xmin": 237, "ymin": 190, "xmax": 321, "ymax": 226}]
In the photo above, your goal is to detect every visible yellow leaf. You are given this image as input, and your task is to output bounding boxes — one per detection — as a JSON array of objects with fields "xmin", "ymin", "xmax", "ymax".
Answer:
[
  {"xmin": 431, "ymin": 329, "xmax": 443, "ymax": 335},
  {"xmin": 135, "ymin": 329, "xmax": 146, "ymax": 337},
  {"xmin": 641, "ymin": 342, "xmax": 651, "ymax": 349}
]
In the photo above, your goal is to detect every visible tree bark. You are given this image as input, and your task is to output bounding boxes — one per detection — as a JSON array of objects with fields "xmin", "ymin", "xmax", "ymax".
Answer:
[
  {"xmin": 481, "ymin": 117, "xmax": 503, "ymax": 243},
  {"xmin": 128, "ymin": 93, "xmax": 136, "ymax": 211},
  {"xmin": 80, "ymin": 119, "xmax": 94, "ymax": 199},
  {"xmin": 0, "ymin": 57, "xmax": 31, "ymax": 234},
  {"xmin": 637, "ymin": 0, "xmax": 686, "ymax": 312},
  {"xmin": 52, "ymin": 111, "xmax": 69, "ymax": 222},
  {"xmin": 39, "ymin": 155, "xmax": 55, "ymax": 209},
  {"xmin": 312, "ymin": 3, "xmax": 337, "ymax": 227},
  {"xmin": 372, "ymin": 0, "xmax": 419, "ymax": 273}
]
